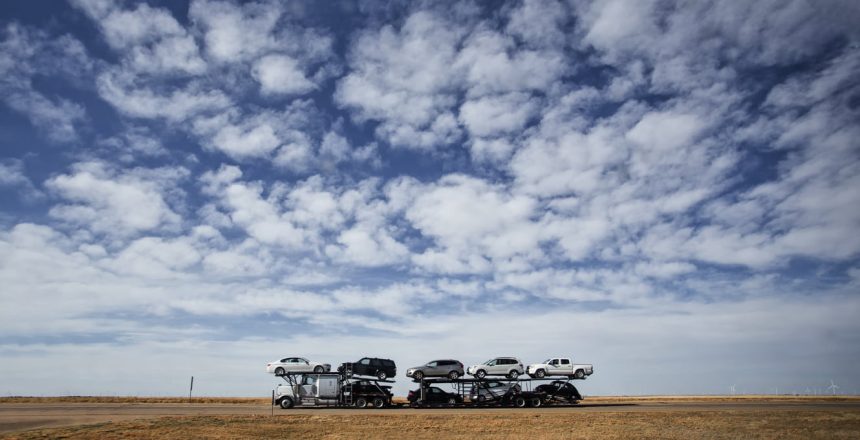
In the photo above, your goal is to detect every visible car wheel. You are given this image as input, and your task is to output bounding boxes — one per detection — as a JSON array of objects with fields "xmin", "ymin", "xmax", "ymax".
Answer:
[
  {"xmin": 313, "ymin": 366, "xmax": 324, "ymax": 373},
  {"xmin": 372, "ymin": 397, "xmax": 385, "ymax": 408},
  {"xmin": 531, "ymin": 398, "xmax": 542, "ymax": 408},
  {"xmin": 514, "ymin": 396, "xmax": 526, "ymax": 408},
  {"xmin": 355, "ymin": 397, "xmax": 368, "ymax": 408},
  {"xmin": 377, "ymin": 371, "xmax": 388, "ymax": 380},
  {"xmin": 508, "ymin": 370, "xmax": 520, "ymax": 379},
  {"xmin": 274, "ymin": 367, "xmax": 285, "ymax": 376},
  {"xmin": 279, "ymin": 397, "xmax": 294, "ymax": 409},
  {"xmin": 574, "ymin": 369, "xmax": 585, "ymax": 379},
  {"xmin": 413, "ymin": 371, "xmax": 424, "ymax": 381},
  {"xmin": 447, "ymin": 397, "xmax": 457, "ymax": 405},
  {"xmin": 475, "ymin": 369, "xmax": 486, "ymax": 379},
  {"xmin": 535, "ymin": 369, "xmax": 546, "ymax": 378},
  {"xmin": 448, "ymin": 371, "xmax": 460, "ymax": 380}
]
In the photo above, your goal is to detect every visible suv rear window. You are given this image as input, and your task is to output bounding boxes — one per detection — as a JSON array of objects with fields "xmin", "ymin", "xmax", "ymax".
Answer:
[{"xmin": 382, "ymin": 359, "xmax": 394, "ymax": 367}]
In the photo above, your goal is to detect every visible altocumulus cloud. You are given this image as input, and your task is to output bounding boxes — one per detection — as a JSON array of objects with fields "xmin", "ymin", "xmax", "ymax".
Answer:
[{"xmin": 0, "ymin": 0, "xmax": 859, "ymax": 397}]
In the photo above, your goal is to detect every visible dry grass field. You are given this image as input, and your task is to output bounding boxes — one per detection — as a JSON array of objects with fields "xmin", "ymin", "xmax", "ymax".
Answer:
[
  {"xmin": 5, "ymin": 410, "xmax": 860, "ymax": 439},
  {"xmin": 2, "ymin": 396, "xmax": 859, "ymax": 439}
]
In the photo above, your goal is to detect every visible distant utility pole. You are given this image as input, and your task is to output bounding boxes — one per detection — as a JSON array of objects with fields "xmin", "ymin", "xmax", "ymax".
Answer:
[{"xmin": 189, "ymin": 376, "xmax": 194, "ymax": 402}]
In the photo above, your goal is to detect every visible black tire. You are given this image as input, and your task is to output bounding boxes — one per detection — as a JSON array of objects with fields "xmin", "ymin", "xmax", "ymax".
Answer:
[
  {"xmin": 274, "ymin": 367, "xmax": 285, "ymax": 376},
  {"xmin": 447, "ymin": 397, "xmax": 457, "ymax": 405},
  {"xmin": 535, "ymin": 369, "xmax": 546, "ymax": 378},
  {"xmin": 313, "ymin": 366, "xmax": 324, "ymax": 373},
  {"xmin": 514, "ymin": 396, "xmax": 526, "ymax": 408},
  {"xmin": 574, "ymin": 369, "xmax": 585, "ymax": 379},
  {"xmin": 377, "ymin": 371, "xmax": 388, "ymax": 380},
  {"xmin": 475, "ymin": 369, "xmax": 486, "ymax": 379},
  {"xmin": 372, "ymin": 397, "xmax": 385, "ymax": 408},
  {"xmin": 279, "ymin": 397, "xmax": 294, "ymax": 409},
  {"xmin": 355, "ymin": 397, "xmax": 368, "ymax": 408},
  {"xmin": 531, "ymin": 398, "xmax": 542, "ymax": 407},
  {"xmin": 508, "ymin": 370, "xmax": 520, "ymax": 379},
  {"xmin": 477, "ymin": 395, "xmax": 486, "ymax": 403},
  {"xmin": 448, "ymin": 370, "xmax": 460, "ymax": 380},
  {"xmin": 413, "ymin": 371, "xmax": 424, "ymax": 381}
]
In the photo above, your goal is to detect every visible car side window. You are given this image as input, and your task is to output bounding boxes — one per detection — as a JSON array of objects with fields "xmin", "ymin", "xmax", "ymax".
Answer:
[
  {"xmin": 487, "ymin": 359, "xmax": 497, "ymax": 366},
  {"xmin": 359, "ymin": 358, "xmax": 370, "ymax": 365},
  {"xmin": 427, "ymin": 361, "xmax": 437, "ymax": 367},
  {"xmin": 551, "ymin": 359, "xmax": 559, "ymax": 365},
  {"xmin": 561, "ymin": 359, "xmax": 570, "ymax": 365}
]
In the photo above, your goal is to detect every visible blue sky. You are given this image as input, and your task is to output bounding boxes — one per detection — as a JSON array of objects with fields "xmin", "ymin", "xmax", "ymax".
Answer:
[{"xmin": 1, "ymin": 0, "xmax": 859, "ymax": 397}]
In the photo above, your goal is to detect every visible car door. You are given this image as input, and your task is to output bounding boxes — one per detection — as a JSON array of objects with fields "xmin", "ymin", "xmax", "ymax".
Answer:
[
  {"xmin": 424, "ymin": 387, "xmax": 439, "ymax": 402},
  {"xmin": 547, "ymin": 358, "xmax": 560, "ymax": 375},
  {"xmin": 485, "ymin": 359, "xmax": 500, "ymax": 375},
  {"xmin": 357, "ymin": 358, "xmax": 372, "ymax": 375},
  {"xmin": 283, "ymin": 357, "xmax": 298, "ymax": 372},
  {"xmin": 559, "ymin": 358, "xmax": 571, "ymax": 374}
]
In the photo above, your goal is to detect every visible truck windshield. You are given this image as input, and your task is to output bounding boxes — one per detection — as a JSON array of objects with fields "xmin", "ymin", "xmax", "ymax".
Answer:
[{"xmin": 542, "ymin": 359, "xmax": 552, "ymax": 364}]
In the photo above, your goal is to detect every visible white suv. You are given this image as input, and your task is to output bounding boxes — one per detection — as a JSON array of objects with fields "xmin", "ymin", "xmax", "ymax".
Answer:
[{"xmin": 466, "ymin": 357, "xmax": 524, "ymax": 379}]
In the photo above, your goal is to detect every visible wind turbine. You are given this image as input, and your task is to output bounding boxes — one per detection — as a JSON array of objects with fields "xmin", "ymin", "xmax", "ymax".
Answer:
[
  {"xmin": 730, "ymin": 384, "xmax": 736, "ymax": 395},
  {"xmin": 827, "ymin": 380, "xmax": 839, "ymax": 395}
]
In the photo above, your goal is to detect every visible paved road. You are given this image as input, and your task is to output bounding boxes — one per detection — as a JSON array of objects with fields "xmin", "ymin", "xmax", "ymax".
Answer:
[{"xmin": 2, "ymin": 401, "xmax": 860, "ymax": 435}]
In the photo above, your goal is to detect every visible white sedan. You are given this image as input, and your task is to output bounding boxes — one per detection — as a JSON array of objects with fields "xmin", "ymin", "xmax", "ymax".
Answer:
[{"xmin": 266, "ymin": 357, "xmax": 331, "ymax": 375}]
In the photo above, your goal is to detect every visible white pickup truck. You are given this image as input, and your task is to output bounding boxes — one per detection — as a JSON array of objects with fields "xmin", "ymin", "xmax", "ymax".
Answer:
[{"xmin": 526, "ymin": 358, "xmax": 593, "ymax": 379}]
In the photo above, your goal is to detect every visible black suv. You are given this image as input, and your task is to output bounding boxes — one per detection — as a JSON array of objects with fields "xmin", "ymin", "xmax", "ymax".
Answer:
[{"xmin": 338, "ymin": 357, "xmax": 397, "ymax": 380}]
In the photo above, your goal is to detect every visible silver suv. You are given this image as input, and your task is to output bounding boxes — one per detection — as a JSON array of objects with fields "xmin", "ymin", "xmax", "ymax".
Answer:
[
  {"xmin": 406, "ymin": 359, "xmax": 465, "ymax": 380},
  {"xmin": 466, "ymin": 357, "xmax": 524, "ymax": 379},
  {"xmin": 469, "ymin": 380, "xmax": 522, "ymax": 403}
]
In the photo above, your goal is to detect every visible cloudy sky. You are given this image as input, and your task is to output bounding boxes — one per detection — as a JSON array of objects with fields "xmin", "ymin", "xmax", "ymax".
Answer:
[{"xmin": 1, "ymin": 0, "xmax": 859, "ymax": 397}]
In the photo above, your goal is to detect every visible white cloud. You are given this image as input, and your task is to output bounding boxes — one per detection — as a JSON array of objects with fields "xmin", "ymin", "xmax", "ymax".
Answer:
[
  {"xmin": 253, "ymin": 54, "xmax": 316, "ymax": 95},
  {"xmin": 96, "ymin": 73, "xmax": 231, "ymax": 121},
  {"xmin": 46, "ymin": 163, "xmax": 185, "ymax": 236},
  {"xmin": 459, "ymin": 92, "xmax": 539, "ymax": 137},
  {"xmin": 190, "ymin": 0, "xmax": 281, "ymax": 62},
  {"xmin": 335, "ymin": 11, "xmax": 465, "ymax": 149}
]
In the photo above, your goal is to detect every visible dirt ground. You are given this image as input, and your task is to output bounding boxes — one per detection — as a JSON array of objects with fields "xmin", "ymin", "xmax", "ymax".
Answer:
[{"xmin": 1, "ymin": 397, "xmax": 859, "ymax": 439}]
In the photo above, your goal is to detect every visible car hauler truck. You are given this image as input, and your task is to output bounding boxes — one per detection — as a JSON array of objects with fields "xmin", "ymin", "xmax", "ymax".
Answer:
[{"xmin": 275, "ymin": 371, "xmax": 394, "ymax": 409}]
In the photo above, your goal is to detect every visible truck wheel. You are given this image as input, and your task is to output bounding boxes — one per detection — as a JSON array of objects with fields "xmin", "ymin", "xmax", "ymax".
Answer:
[
  {"xmin": 446, "ymin": 397, "xmax": 457, "ymax": 405},
  {"xmin": 313, "ymin": 366, "xmax": 324, "ymax": 373},
  {"xmin": 448, "ymin": 370, "xmax": 460, "ymax": 380},
  {"xmin": 279, "ymin": 397, "xmax": 294, "ymax": 409},
  {"xmin": 535, "ymin": 369, "xmax": 546, "ymax": 378},
  {"xmin": 413, "ymin": 371, "xmax": 424, "ymax": 381},
  {"xmin": 355, "ymin": 397, "xmax": 368, "ymax": 408},
  {"xmin": 477, "ymin": 395, "xmax": 486, "ymax": 403},
  {"xmin": 274, "ymin": 367, "xmax": 285, "ymax": 376},
  {"xmin": 508, "ymin": 370, "xmax": 520, "ymax": 379},
  {"xmin": 377, "ymin": 371, "xmax": 388, "ymax": 380},
  {"xmin": 372, "ymin": 397, "xmax": 385, "ymax": 408},
  {"xmin": 574, "ymin": 370, "xmax": 585, "ymax": 379},
  {"xmin": 514, "ymin": 396, "xmax": 526, "ymax": 408},
  {"xmin": 530, "ymin": 398, "xmax": 542, "ymax": 407},
  {"xmin": 475, "ymin": 369, "xmax": 486, "ymax": 379}
]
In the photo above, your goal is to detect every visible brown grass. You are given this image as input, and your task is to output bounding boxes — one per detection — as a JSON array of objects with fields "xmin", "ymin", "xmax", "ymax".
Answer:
[
  {"xmin": 5, "ymin": 410, "xmax": 860, "ymax": 439},
  {"xmin": 0, "ymin": 397, "xmax": 268, "ymax": 404},
  {"xmin": 2, "ymin": 395, "xmax": 855, "ymax": 405}
]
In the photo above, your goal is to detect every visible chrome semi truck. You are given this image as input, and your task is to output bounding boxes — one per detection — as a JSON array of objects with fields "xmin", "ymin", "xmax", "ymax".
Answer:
[{"xmin": 275, "ymin": 372, "xmax": 394, "ymax": 409}]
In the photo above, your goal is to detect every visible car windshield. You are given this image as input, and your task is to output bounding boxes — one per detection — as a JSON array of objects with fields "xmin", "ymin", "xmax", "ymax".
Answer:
[
  {"xmin": 483, "ymin": 359, "xmax": 494, "ymax": 365},
  {"xmin": 542, "ymin": 358, "xmax": 552, "ymax": 364}
]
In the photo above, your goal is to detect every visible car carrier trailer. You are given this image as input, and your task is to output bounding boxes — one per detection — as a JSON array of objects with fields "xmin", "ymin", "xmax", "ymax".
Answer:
[
  {"xmin": 273, "ymin": 371, "xmax": 587, "ymax": 409},
  {"xmin": 408, "ymin": 374, "xmax": 587, "ymax": 408}
]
